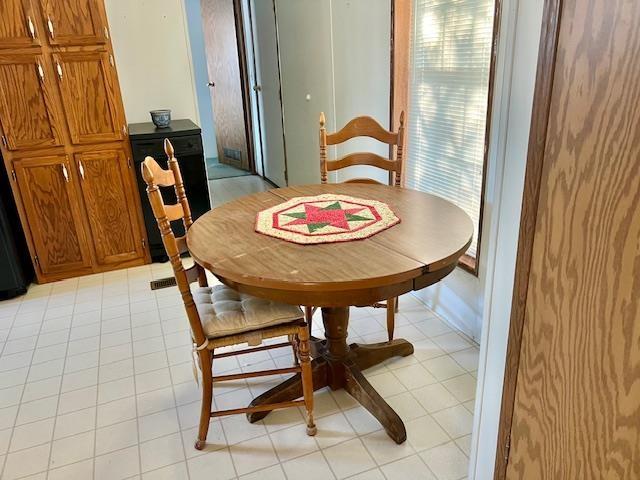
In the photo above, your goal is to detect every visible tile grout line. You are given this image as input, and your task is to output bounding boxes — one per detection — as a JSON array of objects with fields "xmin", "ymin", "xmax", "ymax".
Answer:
[
  {"xmin": 147, "ymin": 274, "xmax": 199, "ymax": 480},
  {"xmin": 123, "ymin": 269, "xmax": 144, "ymax": 480},
  {"xmin": 88, "ymin": 274, "xmax": 106, "ymax": 480},
  {"xmin": 46, "ymin": 280, "xmax": 89, "ymax": 477},
  {"xmin": 0, "ymin": 286, "xmax": 51, "ymax": 479}
]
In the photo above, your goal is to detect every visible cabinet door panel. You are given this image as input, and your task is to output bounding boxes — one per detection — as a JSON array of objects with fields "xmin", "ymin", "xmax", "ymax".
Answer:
[
  {"xmin": 0, "ymin": 0, "xmax": 40, "ymax": 49},
  {"xmin": 76, "ymin": 149, "xmax": 143, "ymax": 265},
  {"xmin": 54, "ymin": 51, "xmax": 123, "ymax": 145},
  {"xmin": 39, "ymin": 0, "xmax": 107, "ymax": 46},
  {"xmin": 14, "ymin": 155, "xmax": 92, "ymax": 276},
  {"xmin": 0, "ymin": 54, "xmax": 62, "ymax": 151}
]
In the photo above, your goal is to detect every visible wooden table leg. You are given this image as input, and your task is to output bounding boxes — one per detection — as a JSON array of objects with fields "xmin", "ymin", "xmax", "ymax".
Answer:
[
  {"xmin": 247, "ymin": 359, "xmax": 328, "ymax": 423},
  {"xmin": 247, "ymin": 306, "xmax": 414, "ymax": 443},
  {"xmin": 344, "ymin": 361, "xmax": 407, "ymax": 443},
  {"xmin": 349, "ymin": 339, "xmax": 414, "ymax": 371}
]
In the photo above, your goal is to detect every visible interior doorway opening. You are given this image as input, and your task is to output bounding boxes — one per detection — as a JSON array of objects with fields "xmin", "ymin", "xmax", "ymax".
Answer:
[{"xmin": 186, "ymin": 0, "xmax": 288, "ymax": 188}]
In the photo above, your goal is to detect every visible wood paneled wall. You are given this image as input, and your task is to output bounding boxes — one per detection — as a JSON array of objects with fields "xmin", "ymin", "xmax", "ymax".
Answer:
[{"xmin": 500, "ymin": 0, "xmax": 640, "ymax": 477}]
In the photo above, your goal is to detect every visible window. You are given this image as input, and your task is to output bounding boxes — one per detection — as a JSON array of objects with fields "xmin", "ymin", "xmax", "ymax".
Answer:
[{"xmin": 406, "ymin": 0, "xmax": 497, "ymax": 272}]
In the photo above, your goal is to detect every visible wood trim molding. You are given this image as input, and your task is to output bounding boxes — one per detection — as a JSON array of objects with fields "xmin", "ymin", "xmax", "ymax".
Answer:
[
  {"xmin": 232, "ymin": 0, "xmax": 256, "ymax": 174},
  {"xmin": 471, "ymin": 0, "xmax": 503, "ymax": 277},
  {"xmin": 493, "ymin": 0, "xmax": 563, "ymax": 477},
  {"xmin": 390, "ymin": 0, "xmax": 412, "ymax": 160}
]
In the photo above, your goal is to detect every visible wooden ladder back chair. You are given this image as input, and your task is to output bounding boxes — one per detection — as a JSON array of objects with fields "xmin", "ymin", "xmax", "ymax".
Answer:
[
  {"xmin": 142, "ymin": 139, "xmax": 316, "ymax": 451},
  {"xmin": 314, "ymin": 113, "xmax": 406, "ymax": 342},
  {"xmin": 320, "ymin": 111, "xmax": 405, "ymax": 186}
]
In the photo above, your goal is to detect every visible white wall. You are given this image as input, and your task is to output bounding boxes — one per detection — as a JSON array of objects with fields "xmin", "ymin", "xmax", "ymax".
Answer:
[
  {"xmin": 276, "ymin": 0, "xmax": 391, "ymax": 186},
  {"xmin": 105, "ymin": 0, "xmax": 200, "ymax": 125},
  {"xmin": 331, "ymin": 0, "xmax": 391, "ymax": 185}
]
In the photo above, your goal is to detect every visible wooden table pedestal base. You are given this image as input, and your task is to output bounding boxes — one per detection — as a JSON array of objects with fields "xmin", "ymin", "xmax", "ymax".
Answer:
[{"xmin": 247, "ymin": 307, "xmax": 414, "ymax": 444}]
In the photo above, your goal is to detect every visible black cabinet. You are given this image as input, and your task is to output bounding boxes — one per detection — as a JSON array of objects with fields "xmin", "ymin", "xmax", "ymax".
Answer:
[
  {"xmin": 0, "ymin": 158, "xmax": 33, "ymax": 298},
  {"xmin": 129, "ymin": 120, "xmax": 211, "ymax": 261}
]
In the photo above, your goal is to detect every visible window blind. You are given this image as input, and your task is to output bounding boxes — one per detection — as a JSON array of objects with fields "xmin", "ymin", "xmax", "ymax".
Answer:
[{"xmin": 406, "ymin": 0, "xmax": 495, "ymax": 259}]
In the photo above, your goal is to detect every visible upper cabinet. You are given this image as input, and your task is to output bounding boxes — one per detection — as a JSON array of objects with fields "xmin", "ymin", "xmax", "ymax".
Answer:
[
  {"xmin": 38, "ymin": 0, "xmax": 107, "ymax": 46},
  {"xmin": 53, "ymin": 50, "xmax": 124, "ymax": 145},
  {"xmin": 0, "ymin": 0, "xmax": 40, "ymax": 49},
  {"xmin": 0, "ymin": 53, "xmax": 62, "ymax": 150}
]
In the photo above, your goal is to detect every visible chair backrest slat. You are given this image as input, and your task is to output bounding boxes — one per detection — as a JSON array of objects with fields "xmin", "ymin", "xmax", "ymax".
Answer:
[
  {"xmin": 163, "ymin": 203, "xmax": 185, "ymax": 222},
  {"xmin": 325, "ymin": 115, "xmax": 398, "ymax": 145},
  {"xmin": 326, "ymin": 152, "xmax": 400, "ymax": 173},
  {"xmin": 320, "ymin": 111, "xmax": 405, "ymax": 186},
  {"xmin": 343, "ymin": 177, "xmax": 384, "ymax": 185},
  {"xmin": 141, "ymin": 140, "xmax": 209, "ymax": 346}
]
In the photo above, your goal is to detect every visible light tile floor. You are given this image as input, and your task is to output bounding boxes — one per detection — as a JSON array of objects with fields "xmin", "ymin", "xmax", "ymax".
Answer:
[
  {"xmin": 0, "ymin": 263, "xmax": 479, "ymax": 480},
  {"xmin": 209, "ymin": 175, "xmax": 272, "ymax": 208}
]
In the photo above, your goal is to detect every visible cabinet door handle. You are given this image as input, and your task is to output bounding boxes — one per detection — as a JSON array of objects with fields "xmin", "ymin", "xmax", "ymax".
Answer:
[
  {"xmin": 55, "ymin": 61, "xmax": 63, "ymax": 79},
  {"xmin": 36, "ymin": 62, "xmax": 44, "ymax": 80},
  {"xmin": 47, "ymin": 16, "xmax": 55, "ymax": 38},
  {"xmin": 61, "ymin": 163, "xmax": 69, "ymax": 183},
  {"xmin": 26, "ymin": 16, "xmax": 36, "ymax": 39},
  {"xmin": 79, "ymin": 161, "xmax": 85, "ymax": 180}
]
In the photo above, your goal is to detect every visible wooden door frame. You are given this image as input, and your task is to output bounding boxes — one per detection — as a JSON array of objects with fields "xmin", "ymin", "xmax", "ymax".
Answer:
[
  {"xmin": 390, "ymin": 0, "xmax": 565, "ymax": 477},
  {"xmin": 492, "ymin": 0, "xmax": 562, "ymax": 478},
  {"xmin": 231, "ymin": 0, "xmax": 256, "ymax": 174},
  {"xmin": 240, "ymin": 0, "xmax": 289, "ymax": 187}
]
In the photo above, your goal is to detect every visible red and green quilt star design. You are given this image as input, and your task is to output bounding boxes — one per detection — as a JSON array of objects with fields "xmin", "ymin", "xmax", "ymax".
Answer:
[{"xmin": 255, "ymin": 194, "xmax": 400, "ymax": 245}]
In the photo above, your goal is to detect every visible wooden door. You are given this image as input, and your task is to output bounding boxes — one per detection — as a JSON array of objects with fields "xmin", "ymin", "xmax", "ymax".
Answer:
[
  {"xmin": 75, "ymin": 149, "xmax": 143, "ymax": 265},
  {"xmin": 0, "ymin": 0, "xmax": 40, "ymax": 49},
  {"xmin": 14, "ymin": 155, "xmax": 92, "ymax": 276},
  {"xmin": 0, "ymin": 54, "xmax": 62, "ymax": 151},
  {"xmin": 38, "ymin": 0, "xmax": 107, "ymax": 46},
  {"xmin": 502, "ymin": 0, "xmax": 640, "ymax": 478},
  {"xmin": 53, "ymin": 51, "xmax": 124, "ymax": 145},
  {"xmin": 201, "ymin": 0, "xmax": 250, "ymax": 171}
]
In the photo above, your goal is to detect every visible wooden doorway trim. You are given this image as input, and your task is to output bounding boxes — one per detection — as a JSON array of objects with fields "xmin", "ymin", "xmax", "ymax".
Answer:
[
  {"xmin": 389, "ymin": 0, "xmax": 411, "ymax": 139},
  {"xmin": 232, "ymin": 0, "xmax": 256, "ymax": 174},
  {"xmin": 493, "ymin": 0, "xmax": 563, "ymax": 478}
]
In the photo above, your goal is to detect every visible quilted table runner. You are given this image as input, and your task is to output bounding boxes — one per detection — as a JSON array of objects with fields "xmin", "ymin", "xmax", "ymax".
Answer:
[{"xmin": 255, "ymin": 194, "xmax": 400, "ymax": 245}]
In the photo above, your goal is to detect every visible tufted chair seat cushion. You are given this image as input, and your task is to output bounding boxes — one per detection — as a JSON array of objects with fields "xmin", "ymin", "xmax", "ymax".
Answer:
[{"xmin": 192, "ymin": 285, "xmax": 303, "ymax": 339}]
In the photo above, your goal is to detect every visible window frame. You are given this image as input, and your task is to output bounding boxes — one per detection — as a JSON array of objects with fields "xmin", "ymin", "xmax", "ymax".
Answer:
[{"xmin": 390, "ymin": 0, "xmax": 502, "ymax": 276}]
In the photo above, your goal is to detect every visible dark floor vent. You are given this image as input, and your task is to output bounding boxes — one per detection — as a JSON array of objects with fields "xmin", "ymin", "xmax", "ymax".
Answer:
[{"xmin": 149, "ymin": 277, "xmax": 177, "ymax": 290}]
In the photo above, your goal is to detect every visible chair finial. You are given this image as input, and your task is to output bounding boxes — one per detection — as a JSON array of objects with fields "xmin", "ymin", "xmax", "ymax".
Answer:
[
  {"xmin": 399, "ymin": 111, "xmax": 405, "ymax": 127},
  {"xmin": 319, "ymin": 112, "xmax": 326, "ymax": 128},
  {"xmin": 141, "ymin": 157, "xmax": 155, "ymax": 185},
  {"xmin": 164, "ymin": 138, "xmax": 175, "ymax": 158}
]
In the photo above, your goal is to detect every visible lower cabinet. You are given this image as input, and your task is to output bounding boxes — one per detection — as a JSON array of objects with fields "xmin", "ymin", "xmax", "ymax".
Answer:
[
  {"xmin": 13, "ymin": 154, "xmax": 93, "ymax": 277},
  {"xmin": 12, "ymin": 147, "xmax": 148, "ymax": 282},
  {"xmin": 75, "ymin": 149, "xmax": 144, "ymax": 266}
]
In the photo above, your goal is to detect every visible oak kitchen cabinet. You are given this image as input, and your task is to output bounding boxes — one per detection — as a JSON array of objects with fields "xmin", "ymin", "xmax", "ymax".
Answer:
[
  {"xmin": 0, "ymin": 0, "xmax": 40, "ymax": 50},
  {"xmin": 0, "ymin": 0, "xmax": 150, "ymax": 283}
]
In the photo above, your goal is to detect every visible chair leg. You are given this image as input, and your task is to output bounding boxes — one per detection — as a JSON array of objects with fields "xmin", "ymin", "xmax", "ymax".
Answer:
[
  {"xmin": 197, "ymin": 266, "xmax": 209, "ymax": 288},
  {"xmin": 386, "ymin": 297, "xmax": 396, "ymax": 342},
  {"xmin": 297, "ymin": 325, "xmax": 317, "ymax": 436},
  {"xmin": 289, "ymin": 334, "xmax": 299, "ymax": 365},
  {"xmin": 304, "ymin": 306, "xmax": 314, "ymax": 334},
  {"xmin": 195, "ymin": 349, "xmax": 213, "ymax": 450}
]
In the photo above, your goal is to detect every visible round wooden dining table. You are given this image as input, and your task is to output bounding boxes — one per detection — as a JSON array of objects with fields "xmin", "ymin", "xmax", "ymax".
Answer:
[{"xmin": 187, "ymin": 183, "xmax": 473, "ymax": 444}]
